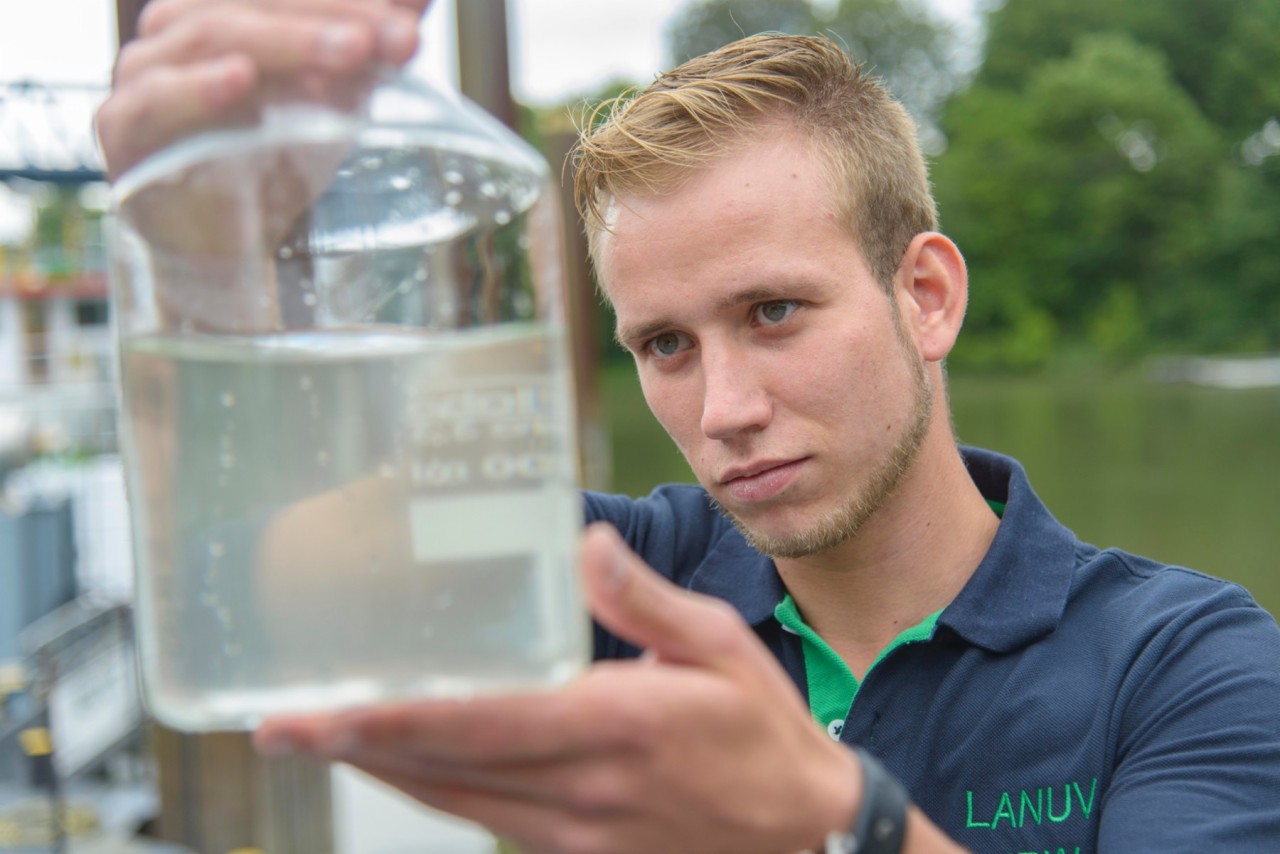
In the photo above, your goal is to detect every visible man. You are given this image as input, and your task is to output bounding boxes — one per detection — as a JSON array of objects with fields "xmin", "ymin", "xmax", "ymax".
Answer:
[{"xmin": 98, "ymin": 2, "xmax": 1280, "ymax": 852}]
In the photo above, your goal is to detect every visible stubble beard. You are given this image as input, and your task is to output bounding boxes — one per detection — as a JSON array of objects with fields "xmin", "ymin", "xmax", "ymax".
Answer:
[{"xmin": 718, "ymin": 322, "xmax": 935, "ymax": 560}]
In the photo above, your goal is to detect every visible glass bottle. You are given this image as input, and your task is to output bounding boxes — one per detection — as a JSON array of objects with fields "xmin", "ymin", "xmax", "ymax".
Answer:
[{"xmin": 110, "ymin": 69, "xmax": 588, "ymax": 731}]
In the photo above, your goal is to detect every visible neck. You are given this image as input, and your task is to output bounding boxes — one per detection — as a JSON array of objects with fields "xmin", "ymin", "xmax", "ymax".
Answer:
[{"xmin": 774, "ymin": 429, "xmax": 998, "ymax": 679}]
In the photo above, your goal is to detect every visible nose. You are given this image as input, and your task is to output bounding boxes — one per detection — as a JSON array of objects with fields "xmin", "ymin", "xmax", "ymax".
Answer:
[{"xmin": 699, "ymin": 346, "xmax": 772, "ymax": 440}]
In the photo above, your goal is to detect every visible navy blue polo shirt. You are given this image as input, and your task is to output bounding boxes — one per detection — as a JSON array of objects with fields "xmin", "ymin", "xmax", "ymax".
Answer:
[{"xmin": 583, "ymin": 447, "xmax": 1280, "ymax": 852}]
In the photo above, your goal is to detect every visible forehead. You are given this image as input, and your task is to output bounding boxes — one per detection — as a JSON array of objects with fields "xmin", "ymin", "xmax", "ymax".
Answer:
[{"xmin": 594, "ymin": 130, "xmax": 857, "ymax": 299}]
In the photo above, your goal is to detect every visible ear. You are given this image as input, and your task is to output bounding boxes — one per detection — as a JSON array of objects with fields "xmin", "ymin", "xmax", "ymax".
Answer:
[{"xmin": 893, "ymin": 232, "xmax": 967, "ymax": 363}]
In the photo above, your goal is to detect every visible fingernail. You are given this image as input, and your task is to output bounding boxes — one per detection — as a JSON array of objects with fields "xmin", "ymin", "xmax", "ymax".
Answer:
[
  {"xmin": 317, "ymin": 24, "xmax": 365, "ymax": 67},
  {"xmin": 202, "ymin": 56, "xmax": 246, "ymax": 106},
  {"xmin": 257, "ymin": 731, "xmax": 297, "ymax": 758},
  {"xmin": 606, "ymin": 539, "xmax": 629, "ymax": 590},
  {"xmin": 319, "ymin": 728, "xmax": 360, "ymax": 759},
  {"xmin": 379, "ymin": 18, "xmax": 418, "ymax": 62}
]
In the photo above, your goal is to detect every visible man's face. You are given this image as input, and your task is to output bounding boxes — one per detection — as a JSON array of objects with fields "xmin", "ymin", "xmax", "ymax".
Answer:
[{"xmin": 597, "ymin": 130, "xmax": 933, "ymax": 558}]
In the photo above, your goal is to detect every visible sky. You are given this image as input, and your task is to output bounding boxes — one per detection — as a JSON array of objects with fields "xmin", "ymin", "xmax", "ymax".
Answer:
[{"xmin": 0, "ymin": 0, "xmax": 977, "ymax": 239}]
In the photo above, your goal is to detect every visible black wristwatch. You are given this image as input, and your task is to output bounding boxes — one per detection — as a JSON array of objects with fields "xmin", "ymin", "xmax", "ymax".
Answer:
[{"xmin": 823, "ymin": 746, "xmax": 909, "ymax": 854}]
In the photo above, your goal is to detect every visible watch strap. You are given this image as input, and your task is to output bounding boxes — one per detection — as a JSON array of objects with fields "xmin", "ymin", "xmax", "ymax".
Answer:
[{"xmin": 826, "ymin": 746, "xmax": 909, "ymax": 854}]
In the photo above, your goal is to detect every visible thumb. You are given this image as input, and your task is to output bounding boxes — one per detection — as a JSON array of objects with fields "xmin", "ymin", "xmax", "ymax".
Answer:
[{"xmin": 580, "ymin": 523, "xmax": 766, "ymax": 673}]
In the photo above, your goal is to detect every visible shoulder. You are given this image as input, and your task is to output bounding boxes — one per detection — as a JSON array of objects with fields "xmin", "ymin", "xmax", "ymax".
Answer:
[
  {"xmin": 1063, "ymin": 546, "xmax": 1280, "ymax": 761},
  {"xmin": 1070, "ymin": 545, "xmax": 1278, "ymax": 646},
  {"xmin": 1068, "ymin": 551, "xmax": 1280, "ymax": 847}
]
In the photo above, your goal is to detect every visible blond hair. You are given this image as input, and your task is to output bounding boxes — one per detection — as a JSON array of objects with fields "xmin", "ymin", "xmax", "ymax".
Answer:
[{"xmin": 572, "ymin": 33, "xmax": 937, "ymax": 289}]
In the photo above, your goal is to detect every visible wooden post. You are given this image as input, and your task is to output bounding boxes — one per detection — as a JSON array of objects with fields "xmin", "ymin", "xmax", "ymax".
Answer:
[
  {"xmin": 151, "ymin": 728, "xmax": 333, "ymax": 854},
  {"xmin": 455, "ymin": 0, "xmax": 518, "ymax": 131},
  {"xmin": 544, "ymin": 127, "xmax": 609, "ymax": 490},
  {"xmin": 456, "ymin": 0, "xmax": 608, "ymax": 489}
]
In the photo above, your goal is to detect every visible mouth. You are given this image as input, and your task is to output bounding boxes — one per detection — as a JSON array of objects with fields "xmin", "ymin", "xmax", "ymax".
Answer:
[{"xmin": 718, "ymin": 459, "xmax": 806, "ymax": 503}]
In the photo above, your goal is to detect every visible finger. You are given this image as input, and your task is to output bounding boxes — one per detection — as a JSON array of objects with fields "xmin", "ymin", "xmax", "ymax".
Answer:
[
  {"xmin": 343, "ymin": 749, "xmax": 634, "ymax": 817},
  {"xmin": 96, "ymin": 56, "xmax": 257, "ymax": 182},
  {"xmin": 138, "ymin": 0, "xmax": 422, "ymax": 66},
  {"xmin": 255, "ymin": 657, "xmax": 687, "ymax": 766},
  {"xmin": 580, "ymin": 523, "xmax": 779, "ymax": 676},
  {"xmin": 120, "ymin": 13, "xmax": 371, "ymax": 87},
  {"xmin": 257, "ymin": 687, "xmax": 608, "ymax": 765}
]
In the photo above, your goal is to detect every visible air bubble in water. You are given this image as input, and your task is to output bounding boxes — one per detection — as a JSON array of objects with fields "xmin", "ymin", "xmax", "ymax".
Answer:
[
  {"xmin": 414, "ymin": 267, "xmax": 428, "ymax": 281},
  {"xmin": 398, "ymin": 281, "xmax": 412, "ymax": 294},
  {"xmin": 444, "ymin": 190, "xmax": 463, "ymax": 207},
  {"xmin": 494, "ymin": 209, "xmax": 511, "ymax": 225},
  {"xmin": 208, "ymin": 541, "xmax": 225, "ymax": 558},
  {"xmin": 220, "ymin": 392, "xmax": 235, "ymax": 407},
  {"xmin": 390, "ymin": 174, "xmax": 412, "ymax": 191},
  {"xmin": 444, "ymin": 169, "xmax": 464, "ymax": 185},
  {"xmin": 303, "ymin": 293, "xmax": 317, "ymax": 307},
  {"xmin": 360, "ymin": 155, "xmax": 383, "ymax": 170},
  {"xmin": 299, "ymin": 375, "xmax": 313, "ymax": 391},
  {"xmin": 479, "ymin": 181, "xmax": 498, "ymax": 197},
  {"xmin": 219, "ymin": 451, "xmax": 236, "ymax": 469}
]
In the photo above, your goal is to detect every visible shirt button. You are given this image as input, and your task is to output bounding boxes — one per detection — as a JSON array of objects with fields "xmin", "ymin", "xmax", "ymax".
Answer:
[{"xmin": 827, "ymin": 719, "xmax": 844, "ymax": 740}]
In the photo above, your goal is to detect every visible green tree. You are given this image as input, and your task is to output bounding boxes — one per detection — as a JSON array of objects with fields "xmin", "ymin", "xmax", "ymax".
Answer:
[
  {"xmin": 666, "ymin": 0, "xmax": 964, "ymax": 122},
  {"xmin": 667, "ymin": 0, "xmax": 816, "ymax": 66},
  {"xmin": 937, "ymin": 0, "xmax": 1280, "ymax": 366},
  {"xmin": 977, "ymin": 0, "xmax": 1273, "ymax": 131},
  {"xmin": 822, "ymin": 0, "xmax": 963, "ymax": 121}
]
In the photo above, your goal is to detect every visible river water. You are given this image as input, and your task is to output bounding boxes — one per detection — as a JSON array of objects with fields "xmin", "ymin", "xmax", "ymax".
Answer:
[{"xmin": 951, "ymin": 373, "xmax": 1280, "ymax": 617}]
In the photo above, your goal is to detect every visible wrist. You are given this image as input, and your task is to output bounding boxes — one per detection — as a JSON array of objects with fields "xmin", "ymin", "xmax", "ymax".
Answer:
[{"xmin": 803, "ymin": 747, "xmax": 909, "ymax": 854}]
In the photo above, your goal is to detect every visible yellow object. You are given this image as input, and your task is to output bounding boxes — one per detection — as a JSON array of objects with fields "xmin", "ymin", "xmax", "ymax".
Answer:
[
  {"xmin": 0, "ymin": 662, "xmax": 28, "ymax": 695},
  {"xmin": 17, "ymin": 728, "xmax": 52, "ymax": 757}
]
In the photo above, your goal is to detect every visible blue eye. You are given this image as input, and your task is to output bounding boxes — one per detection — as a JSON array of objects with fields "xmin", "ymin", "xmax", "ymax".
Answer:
[
  {"xmin": 649, "ymin": 332, "xmax": 686, "ymax": 357},
  {"xmin": 756, "ymin": 300, "xmax": 798, "ymax": 325}
]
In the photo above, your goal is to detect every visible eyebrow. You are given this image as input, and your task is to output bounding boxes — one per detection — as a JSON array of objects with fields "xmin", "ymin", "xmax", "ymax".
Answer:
[
  {"xmin": 614, "ymin": 282, "xmax": 819, "ymax": 349},
  {"xmin": 615, "ymin": 318, "xmax": 670, "ymax": 350}
]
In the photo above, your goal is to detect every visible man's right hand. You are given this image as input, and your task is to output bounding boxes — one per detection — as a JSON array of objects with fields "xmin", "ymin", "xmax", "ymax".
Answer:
[{"xmin": 96, "ymin": 0, "xmax": 432, "ymax": 183}]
